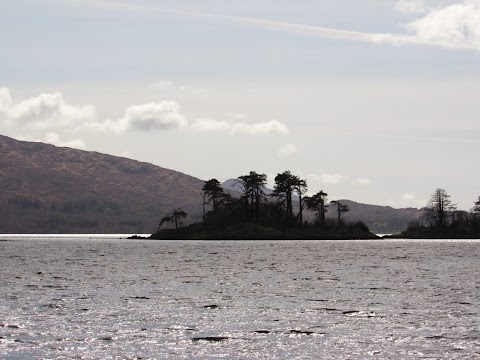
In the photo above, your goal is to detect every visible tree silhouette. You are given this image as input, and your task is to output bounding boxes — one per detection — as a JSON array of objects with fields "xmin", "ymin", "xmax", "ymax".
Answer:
[
  {"xmin": 305, "ymin": 190, "xmax": 328, "ymax": 225},
  {"xmin": 158, "ymin": 208, "xmax": 187, "ymax": 231},
  {"xmin": 425, "ymin": 188, "xmax": 456, "ymax": 233},
  {"xmin": 202, "ymin": 179, "xmax": 224, "ymax": 220},
  {"xmin": 238, "ymin": 171, "xmax": 267, "ymax": 223},
  {"xmin": 271, "ymin": 171, "xmax": 308, "ymax": 223},
  {"xmin": 293, "ymin": 177, "xmax": 308, "ymax": 223},
  {"xmin": 272, "ymin": 171, "xmax": 297, "ymax": 219},
  {"xmin": 330, "ymin": 200, "xmax": 350, "ymax": 229}
]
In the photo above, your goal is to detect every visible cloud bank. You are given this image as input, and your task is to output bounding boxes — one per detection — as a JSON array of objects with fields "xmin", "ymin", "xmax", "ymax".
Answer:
[{"xmin": 2, "ymin": 87, "xmax": 288, "ymax": 137}]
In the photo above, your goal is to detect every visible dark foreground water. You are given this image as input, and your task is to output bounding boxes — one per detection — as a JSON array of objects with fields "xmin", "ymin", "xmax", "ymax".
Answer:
[{"xmin": 1, "ymin": 236, "xmax": 479, "ymax": 359}]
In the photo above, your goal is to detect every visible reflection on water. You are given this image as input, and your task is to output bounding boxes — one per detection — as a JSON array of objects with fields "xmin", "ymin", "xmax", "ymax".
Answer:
[{"xmin": 1, "ymin": 237, "xmax": 479, "ymax": 358}]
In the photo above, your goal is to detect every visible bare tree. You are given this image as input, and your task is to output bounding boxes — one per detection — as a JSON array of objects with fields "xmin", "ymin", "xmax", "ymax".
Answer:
[{"xmin": 424, "ymin": 188, "xmax": 456, "ymax": 232}]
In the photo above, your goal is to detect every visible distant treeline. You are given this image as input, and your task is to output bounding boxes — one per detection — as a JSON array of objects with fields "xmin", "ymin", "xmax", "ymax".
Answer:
[
  {"xmin": 400, "ymin": 189, "xmax": 480, "ymax": 238},
  {"xmin": 7, "ymin": 197, "xmax": 122, "ymax": 215}
]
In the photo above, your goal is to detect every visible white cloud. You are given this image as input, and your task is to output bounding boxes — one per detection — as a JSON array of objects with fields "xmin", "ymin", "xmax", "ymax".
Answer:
[
  {"xmin": 86, "ymin": 101, "xmax": 187, "ymax": 133},
  {"xmin": 395, "ymin": 0, "xmax": 428, "ymax": 14},
  {"xmin": 190, "ymin": 118, "xmax": 231, "ymax": 133},
  {"xmin": 16, "ymin": 133, "xmax": 86, "ymax": 150},
  {"xmin": 178, "ymin": 85, "xmax": 208, "ymax": 95},
  {"xmin": 125, "ymin": 102, "xmax": 187, "ymax": 131},
  {"xmin": 405, "ymin": 1, "xmax": 480, "ymax": 49},
  {"xmin": 151, "ymin": 80, "xmax": 174, "ymax": 91},
  {"xmin": 401, "ymin": 192, "xmax": 426, "ymax": 207},
  {"xmin": 0, "ymin": 87, "xmax": 95, "ymax": 129},
  {"xmin": 44, "ymin": 132, "xmax": 86, "ymax": 149},
  {"xmin": 277, "ymin": 144, "xmax": 298, "ymax": 158},
  {"xmin": 150, "ymin": 81, "xmax": 208, "ymax": 95},
  {"xmin": 308, "ymin": 173, "xmax": 372, "ymax": 186},
  {"xmin": 308, "ymin": 173, "xmax": 348, "ymax": 185},
  {"xmin": 191, "ymin": 118, "xmax": 289, "ymax": 136},
  {"xmin": 228, "ymin": 113, "xmax": 248, "ymax": 120},
  {"xmin": 231, "ymin": 119, "xmax": 289, "ymax": 135},
  {"xmin": 0, "ymin": 87, "xmax": 13, "ymax": 108},
  {"xmin": 352, "ymin": 177, "xmax": 373, "ymax": 185}
]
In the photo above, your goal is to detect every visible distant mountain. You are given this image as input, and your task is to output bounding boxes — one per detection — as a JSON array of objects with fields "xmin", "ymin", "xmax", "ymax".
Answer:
[
  {"xmin": 0, "ymin": 135, "xmax": 424, "ymax": 234},
  {"xmin": 222, "ymin": 179, "xmax": 424, "ymax": 234},
  {"xmin": 0, "ymin": 134, "xmax": 205, "ymax": 233},
  {"xmin": 326, "ymin": 200, "xmax": 424, "ymax": 234}
]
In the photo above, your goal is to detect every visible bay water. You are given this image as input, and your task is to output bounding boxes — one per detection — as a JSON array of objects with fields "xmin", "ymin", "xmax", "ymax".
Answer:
[{"xmin": 1, "ymin": 236, "xmax": 479, "ymax": 359}]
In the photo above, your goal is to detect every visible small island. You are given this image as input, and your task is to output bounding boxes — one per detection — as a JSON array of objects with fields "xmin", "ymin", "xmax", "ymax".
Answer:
[
  {"xmin": 148, "ymin": 171, "xmax": 379, "ymax": 240},
  {"xmin": 385, "ymin": 189, "xmax": 480, "ymax": 239}
]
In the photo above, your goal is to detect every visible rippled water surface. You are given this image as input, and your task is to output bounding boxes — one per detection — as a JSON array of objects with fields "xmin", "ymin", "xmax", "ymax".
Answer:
[{"xmin": 1, "ymin": 236, "xmax": 479, "ymax": 359}]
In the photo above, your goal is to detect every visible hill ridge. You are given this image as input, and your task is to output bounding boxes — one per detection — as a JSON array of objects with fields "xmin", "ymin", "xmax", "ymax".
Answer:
[{"xmin": 0, "ymin": 134, "xmax": 423, "ymax": 234}]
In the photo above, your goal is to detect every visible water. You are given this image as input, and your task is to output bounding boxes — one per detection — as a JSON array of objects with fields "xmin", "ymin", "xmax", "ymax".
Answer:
[{"xmin": 1, "ymin": 236, "xmax": 479, "ymax": 359}]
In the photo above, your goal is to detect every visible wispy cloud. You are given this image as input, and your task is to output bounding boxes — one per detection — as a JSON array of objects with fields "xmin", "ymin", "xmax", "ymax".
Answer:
[
  {"xmin": 394, "ymin": 0, "xmax": 428, "ymax": 14},
  {"xmin": 150, "ymin": 80, "xmax": 208, "ymax": 95},
  {"xmin": 277, "ymin": 144, "xmax": 298, "ymax": 158},
  {"xmin": 387, "ymin": 192, "xmax": 426, "ymax": 208},
  {"xmin": 17, "ymin": 132, "xmax": 86, "ymax": 150},
  {"xmin": 307, "ymin": 173, "xmax": 373, "ymax": 186},
  {"xmin": 191, "ymin": 118, "xmax": 289, "ymax": 136},
  {"xmin": 352, "ymin": 177, "xmax": 373, "ymax": 185},
  {"xmin": 308, "ymin": 173, "xmax": 348, "ymax": 185},
  {"xmin": 51, "ymin": 0, "xmax": 480, "ymax": 51},
  {"xmin": 44, "ymin": 132, "xmax": 86, "ymax": 149}
]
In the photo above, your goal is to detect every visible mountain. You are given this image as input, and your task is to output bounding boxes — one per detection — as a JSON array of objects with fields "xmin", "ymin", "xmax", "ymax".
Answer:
[
  {"xmin": 0, "ymin": 135, "xmax": 423, "ymax": 234},
  {"xmin": 222, "ymin": 179, "xmax": 424, "ymax": 234},
  {"xmin": 326, "ymin": 200, "xmax": 424, "ymax": 234},
  {"xmin": 0, "ymin": 134, "xmax": 205, "ymax": 233}
]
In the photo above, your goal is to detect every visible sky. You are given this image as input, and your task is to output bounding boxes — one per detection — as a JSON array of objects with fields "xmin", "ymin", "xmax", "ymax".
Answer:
[{"xmin": 1, "ymin": 0, "xmax": 480, "ymax": 210}]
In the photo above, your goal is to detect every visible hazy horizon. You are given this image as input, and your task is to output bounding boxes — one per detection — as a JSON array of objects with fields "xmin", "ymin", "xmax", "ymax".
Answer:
[{"xmin": 1, "ymin": 0, "xmax": 479, "ymax": 211}]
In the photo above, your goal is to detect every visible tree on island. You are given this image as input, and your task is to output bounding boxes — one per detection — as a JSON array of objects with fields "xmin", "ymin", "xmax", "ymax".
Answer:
[
  {"xmin": 398, "ymin": 190, "xmax": 480, "ymax": 239},
  {"xmin": 271, "ymin": 171, "xmax": 295, "ymax": 218},
  {"xmin": 158, "ymin": 208, "xmax": 187, "ymax": 231},
  {"xmin": 202, "ymin": 179, "xmax": 224, "ymax": 214},
  {"xmin": 330, "ymin": 200, "xmax": 350, "ymax": 229},
  {"xmin": 424, "ymin": 188, "xmax": 456, "ymax": 233},
  {"xmin": 202, "ymin": 178, "xmax": 234, "ymax": 223},
  {"xmin": 271, "ymin": 171, "xmax": 307, "ymax": 223},
  {"xmin": 305, "ymin": 190, "xmax": 328, "ymax": 226},
  {"xmin": 237, "ymin": 171, "xmax": 267, "ymax": 223},
  {"xmin": 150, "ymin": 169, "xmax": 380, "ymax": 240},
  {"xmin": 293, "ymin": 177, "xmax": 308, "ymax": 223}
]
